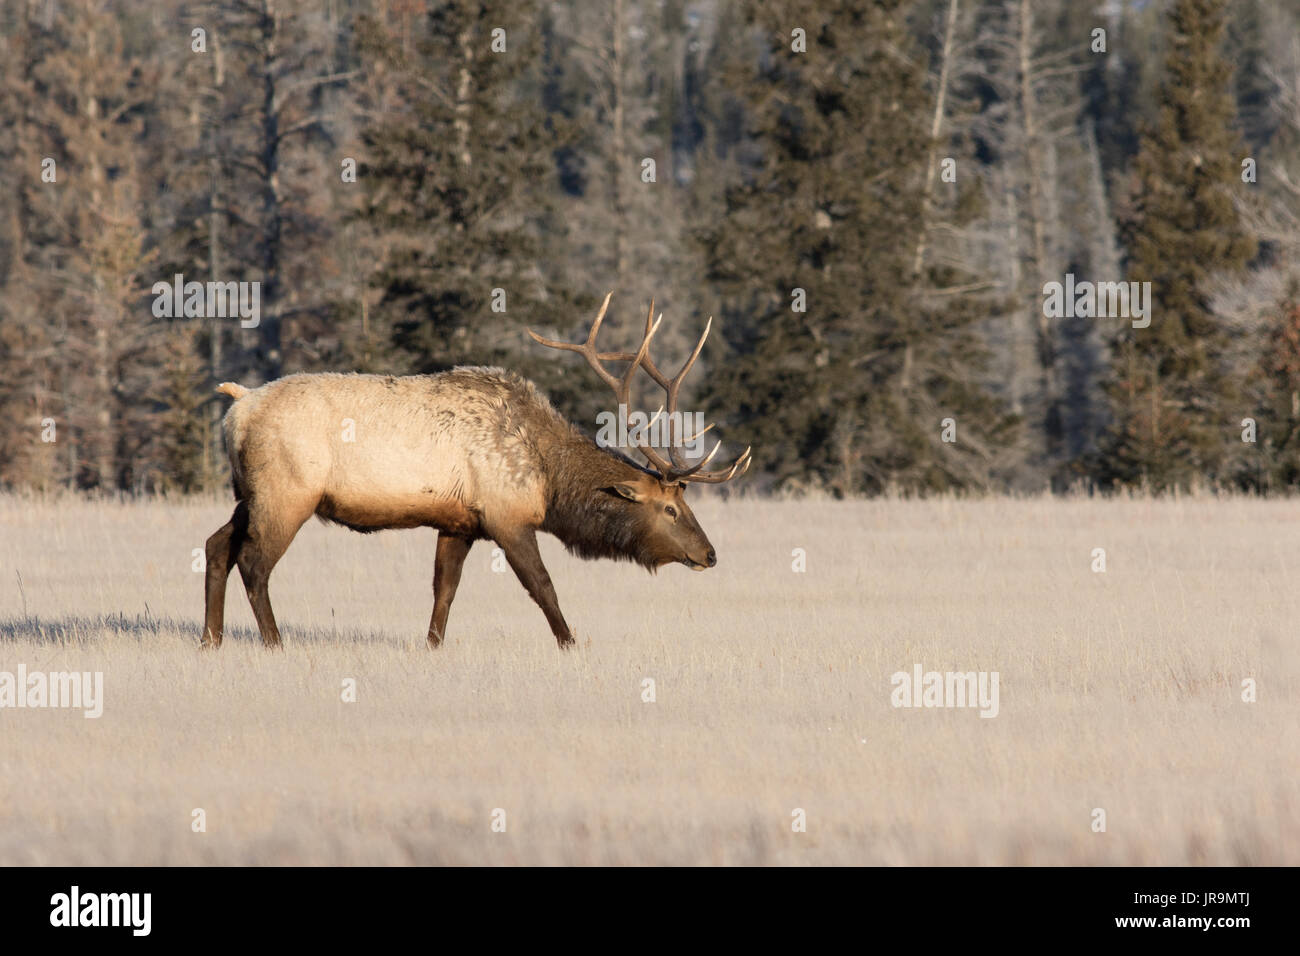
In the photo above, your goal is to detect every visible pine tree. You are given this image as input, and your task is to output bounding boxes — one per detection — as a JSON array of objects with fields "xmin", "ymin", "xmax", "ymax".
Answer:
[
  {"xmin": 1099, "ymin": 0, "xmax": 1256, "ymax": 491},
  {"xmin": 698, "ymin": 0, "xmax": 1013, "ymax": 494},
  {"xmin": 215, "ymin": 0, "xmax": 356, "ymax": 385},
  {"xmin": 1255, "ymin": 279, "xmax": 1300, "ymax": 490},
  {"xmin": 157, "ymin": 326, "xmax": 209, "ymax": 494},
  {"xmin": 0, "ymin": 0, "xmax": 152, "ymax": 490},
  {"xmin": 354, "ymin": 1, "xmax": 577, "ymax": 404}
]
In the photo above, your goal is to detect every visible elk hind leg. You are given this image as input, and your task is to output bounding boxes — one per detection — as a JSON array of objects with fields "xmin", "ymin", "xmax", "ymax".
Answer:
[
  {"xmin": 237, "ymin": 498, "xmax": 313, "ymax": 648},
  {"xmin": 203, "ymin": 500, "xmax": 249, "ymax": 648}
]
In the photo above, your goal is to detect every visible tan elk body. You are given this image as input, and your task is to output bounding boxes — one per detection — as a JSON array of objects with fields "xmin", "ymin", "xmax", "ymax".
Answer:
[{"xmin": 202, "ymin": 295, "xmax": 750, "ymax": 649}]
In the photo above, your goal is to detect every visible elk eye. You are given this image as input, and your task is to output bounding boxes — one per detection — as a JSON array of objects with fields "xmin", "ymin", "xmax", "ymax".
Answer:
[{"xmin": 665, "ymin": 506, "xmax": 678, "ymax": 519}]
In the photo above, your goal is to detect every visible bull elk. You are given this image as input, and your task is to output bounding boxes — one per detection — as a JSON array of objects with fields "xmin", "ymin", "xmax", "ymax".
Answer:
[{"xmin": 202, "ymin": 294, "xmax": 751, "ymax": 650}]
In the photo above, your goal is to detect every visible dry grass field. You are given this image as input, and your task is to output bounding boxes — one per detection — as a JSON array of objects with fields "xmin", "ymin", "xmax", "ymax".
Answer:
[{"xmin": 0, "ymin": 491, "xmax": 1295, "ymax": 865}]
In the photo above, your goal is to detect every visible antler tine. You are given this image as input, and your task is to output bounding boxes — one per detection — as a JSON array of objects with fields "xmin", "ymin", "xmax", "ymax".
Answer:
[
  {"xmin": 633, "ymin": 406, "xmax": 677, "ymax": 475},
  {"xmin": 672, "ymin": 316, "xmax": 711, "ymax": 389},
  {"xmin": 587, "ymin": 290, "xmax": 614, "ymax": 347},
  {"xmin": 642, "ymin": 410, "xmax": 734, "ymax": 481},
  {"xmin": 636, "ymin": 442, "xmax": 676, "ymax": 476},
  {"xmin": 665, "ymin": 317, "xmax": 712, "ymax": 470},
  {"xmin": 593, "ymin": 311, "xmax": 709, "ymax": 387},
  {"xmin": 677, "ymin": 445, "xmax": 752, "ymax": 483},
  {"xmin": 682, "ymin": 421, "xmax": 715, "ymax": 443},
  {"xmin": 604, "ymin": 307, "xmax": 748, "ymax": 484},
  {"xmin": 594, "ymin": 309, "xmax": 715, "ymax": 473},
  {"xmin": 593, "ymin": 298, "xmax": 677, "ymax": 390},
  {"xmin": 526, "ymin": 293, "xmax": 623, "ymax": 392},
  {"xmin": 527, "ymin": 292, "xmax": 662, "ymax": 409},
  {"xmin": 531, "ymin": 294, "xmax": 752, "ymax": 486},
  {"xmin": 618, "ymin": 312, "xmax": 663, "ymax": 409},
  {"xmin": 669, "ymin": 438, "xmax": 723, "ymax": 476}
]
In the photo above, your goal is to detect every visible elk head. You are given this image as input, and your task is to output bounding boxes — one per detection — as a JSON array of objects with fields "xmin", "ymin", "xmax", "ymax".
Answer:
[
  {"xmin": 601, "ymin": 471, "xmax": 716, "ymax": 570},
  {"xmin": 529, "ymin": 293, "xmax": 751, "ymax": 571}
]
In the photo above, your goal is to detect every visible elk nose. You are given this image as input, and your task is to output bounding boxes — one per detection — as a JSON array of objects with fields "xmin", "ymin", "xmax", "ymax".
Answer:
[{"xmin": 706, "ymin": 549, "xmax": 717, "ymax": 568}]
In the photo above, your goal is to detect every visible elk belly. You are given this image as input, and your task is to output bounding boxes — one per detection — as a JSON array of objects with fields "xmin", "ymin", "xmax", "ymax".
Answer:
[
  {"xmin": 316, "ymin": 489, "xmax": 478, "ymax": 534},
  {"xmin": 317, "ymin": 442, "xmax": 478, "ymax": 534}
]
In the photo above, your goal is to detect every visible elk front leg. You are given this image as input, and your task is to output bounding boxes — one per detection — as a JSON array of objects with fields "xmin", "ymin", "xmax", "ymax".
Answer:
[
  {"xmin": 428, "ymin": 533, "xmax": 473, "ymax": 648},
  {"xmin": 495, "ymin": 528, "xmax": 574, "ymax": 649}
]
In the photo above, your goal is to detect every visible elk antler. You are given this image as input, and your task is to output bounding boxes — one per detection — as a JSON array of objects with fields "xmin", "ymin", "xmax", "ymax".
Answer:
[{"xmin": 527, "ymin": 293, "xmax": 752, "ymax": 484}]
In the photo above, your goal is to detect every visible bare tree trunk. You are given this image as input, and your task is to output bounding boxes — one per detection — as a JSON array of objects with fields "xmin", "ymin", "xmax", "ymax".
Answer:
[
  {"xmin": 911, "ymin": 0, "xmax": 959, "ymax": 280},
  {"xmin": 207, "ymin": 28, "xmax": 226, "ymax": 486},
  {"xmin": 257, "ymin": 0, "xmax": 283, "ymax": 382},
  {"xmin": 361, "ymin": 283, "xmax": 371, "ymax": 366},
  {"xmin": 611, "ymin": 0, "xmax": 627, "ymax": 285},
  {"xmin": 1017, "ymin": 0, "xmax": 1047, "ymax": 279},
  {"xmin": 1003, "ymin": 175, "xmax": 1030, "ymax": 419},
  {"xmin": 86, "ymin": 32, "xmax": 114, "ymax": 489},
  {"xmin": 1082, "ymin": 118, "xmax": 1119, "ymax": 278},
  {"xmin": 455, "ymin": 27, "xmax": 473, "ymax": 168},
  {"xmin": 94, "ymin": 321, "xmax": 113, "ymax": 488},
  {"xmin": 1018, "ymin": 0, "xmax": 1057, "ymax": 450},
  {"xmin": 902, "ymin": 0, "xmax": 960, "ymax": 392}
]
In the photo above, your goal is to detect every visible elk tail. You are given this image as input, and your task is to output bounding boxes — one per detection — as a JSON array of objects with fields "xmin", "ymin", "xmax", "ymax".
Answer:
[{"xmin": 216, "ymin": 382, "xmax": 250, "ymax": 400}]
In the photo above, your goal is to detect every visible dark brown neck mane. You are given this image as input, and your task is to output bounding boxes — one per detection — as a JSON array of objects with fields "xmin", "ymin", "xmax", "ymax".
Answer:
[{"xmin": 538, "ymin": 423, "xmax": 662, "ymax": 570}]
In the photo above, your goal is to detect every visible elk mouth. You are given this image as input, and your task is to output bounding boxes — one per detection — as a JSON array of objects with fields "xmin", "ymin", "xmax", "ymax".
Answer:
[{"xmin": 682, "ymin": 549, "xmax": 716, "ymax": 571}]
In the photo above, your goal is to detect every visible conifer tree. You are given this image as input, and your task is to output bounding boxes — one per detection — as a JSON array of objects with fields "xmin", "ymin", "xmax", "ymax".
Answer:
[
  {"xmin": 698, "ymin": 0, "xmax": 1013, "ymax": 494},
  {"xmin": 354, "ymin": 1, "xmax": 578, "ymax": 405},
  {"xmin": 1100, "ymin": 0, "xmax": 1257, "ymax": 490}
]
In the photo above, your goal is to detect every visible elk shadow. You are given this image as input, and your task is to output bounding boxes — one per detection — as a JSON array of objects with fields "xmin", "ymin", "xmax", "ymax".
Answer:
[{"xmin": 0, "ymin": 613, "xmax": 400, "ymax": 647}]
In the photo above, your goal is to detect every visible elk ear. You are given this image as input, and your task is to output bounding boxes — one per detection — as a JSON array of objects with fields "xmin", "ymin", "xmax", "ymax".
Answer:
[{"xmin": 604, "ymin": 483, "xmax": 645, "ymax": 502}]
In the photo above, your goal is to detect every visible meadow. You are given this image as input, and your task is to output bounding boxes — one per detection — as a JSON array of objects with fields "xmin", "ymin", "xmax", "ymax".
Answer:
[{"xmin": 0, "ymin": 492, "xmax": 1294, "ymax": 864}]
